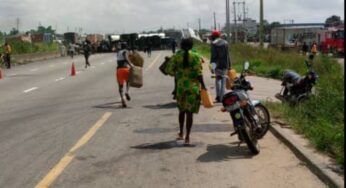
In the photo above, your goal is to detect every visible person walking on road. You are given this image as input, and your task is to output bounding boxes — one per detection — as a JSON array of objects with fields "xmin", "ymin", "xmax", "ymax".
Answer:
[
  {"xmin": 146, "ymin": 41, "xmax": 152, "ymax": 57},
  {"xmin": 3, "ymin": 42, "xmax": 12, "ymax": 69},
  {"xmin": 83, "ymin": 40, "xmax": 92, "ymax": 68},
  {"xmin": 171, "ymin": 39, "xmax": 177, "ymax": 54},
  {"xmin": 165, "ymin": 38, "xmax": 207, "ymax": 145},
  {"xmin": 210, "ymin": 30, "xmax": 231, "ymax": 102},
  {"xmin": 68, "ymin": 43, "xmax": 76, "ymax": 59},
  {"xmin": 116, "ymin": 42, "xmax": 132, "ymax": 108}
]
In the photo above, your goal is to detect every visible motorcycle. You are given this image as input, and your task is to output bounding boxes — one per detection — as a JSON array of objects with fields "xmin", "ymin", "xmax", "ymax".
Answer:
[
  {"xmin": 275, "ymin": 59, "xmax": 318, "ymax": 105},
  {"xmin": 221, "ymin": 61, "xmax": 271, "ymax": 155}
]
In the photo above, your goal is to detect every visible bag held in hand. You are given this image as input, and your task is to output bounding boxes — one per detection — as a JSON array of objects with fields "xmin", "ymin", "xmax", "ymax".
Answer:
[
  {"xmin": 129, "ymin": 65, "xmax": 143, "ymax": 88},
  {"xmin": 128, "ymin": 51, "xmax": 144, "ymax": 67},
  {"xmin": 159, "ymin": 57, "xmax": 171, "ymax": 75},
  {"xmin": 201, "ymin": 89, "xmax": 214, "ymax": 108}
]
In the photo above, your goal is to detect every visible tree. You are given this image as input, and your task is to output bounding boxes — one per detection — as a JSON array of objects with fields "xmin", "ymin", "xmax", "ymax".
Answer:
[
  {"xmin": 9, "ymin": 28, "xmax": 19, "ymax": 35},
  {"xmin": 31, "ymin": 25, "xmax": 55, "ymax": 34},
  {"xmin": 325, "ymin": 15, "xmax": 342, "ymax": 27}
]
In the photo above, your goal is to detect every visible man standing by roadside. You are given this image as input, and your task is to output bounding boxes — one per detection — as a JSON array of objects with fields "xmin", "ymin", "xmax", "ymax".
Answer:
[
  {"xmin": 302, "ymin": 41, "xmax": 308, "ymax": 56},
  {"xmin": 210, "ymin": 30, "xmax": 231, "ymax": 102},
  {"xmin": 3, "ymin": 42, "xmax": 12, "ymax": 69}
]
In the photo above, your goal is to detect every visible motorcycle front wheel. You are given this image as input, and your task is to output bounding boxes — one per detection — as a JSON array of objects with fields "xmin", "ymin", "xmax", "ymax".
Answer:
[{"xmin": 241, "ymin": 115, "xmax": 260, "ymax": 155}]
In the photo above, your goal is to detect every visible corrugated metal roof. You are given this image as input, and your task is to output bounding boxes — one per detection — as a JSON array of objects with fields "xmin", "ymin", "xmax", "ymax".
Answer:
[{"xmin": 275, "ymin": 23, "xmax": 325, "ymax": 29}]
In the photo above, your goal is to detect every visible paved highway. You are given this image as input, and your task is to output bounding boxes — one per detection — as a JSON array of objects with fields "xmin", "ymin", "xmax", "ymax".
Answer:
[{"xmin": 0, "ymin": 51, "xmax": 325, "ymax": 188}]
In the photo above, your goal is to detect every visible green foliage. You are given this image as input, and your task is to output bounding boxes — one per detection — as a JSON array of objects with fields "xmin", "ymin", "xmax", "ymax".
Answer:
[
  {"xmin": 325, "ymin": 15, "xmax": 342, "ymax": 27},
  {"xmin": 30, "ymin": 25, "xmax": 55, "ymax": 34},
  {"xmin": 194, "ymin": 40, "xmax": 344, "ymax": 165},
  {"xmin": 9, "ymin": 28, "xmax": 19, "ymax": 35},
  {"xmin": 7, "ymin": 41, "xmax": 59, "ymax": 54}
]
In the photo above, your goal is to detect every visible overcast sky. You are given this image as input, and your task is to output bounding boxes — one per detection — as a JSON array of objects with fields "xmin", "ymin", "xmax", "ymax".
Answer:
[{"xmin": 0, "ymin": 0, "xmax": 344, "ymax": 34}]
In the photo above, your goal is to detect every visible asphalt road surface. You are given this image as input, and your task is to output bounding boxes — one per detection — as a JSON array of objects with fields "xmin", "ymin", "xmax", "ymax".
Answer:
[{"xmin": 0, "ymin": 51, "xmax": 325, "ymax": 188}]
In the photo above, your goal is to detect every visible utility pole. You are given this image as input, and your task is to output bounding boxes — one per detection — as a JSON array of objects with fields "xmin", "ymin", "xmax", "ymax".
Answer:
[
  {"xmin": 233, "ymin": 1, "xmax": 237, "ymax": 43},
  {"xmin": 213, "ymin": 12, "xmax": 217, "ymax": 30},
  {"xmin": 259, "ymin": 0, "xmax": 264, "ymax": 47},
  {"xmin": 226, "ymin": 0, "xmax": 231, "ymax": 43},
  {"xmin": 16, "ymin": 18, "xmax": 20, "ymax": 32},
  {"xmin": 242, "ymin": 1, "xmax": 247, "ymax": 42}
]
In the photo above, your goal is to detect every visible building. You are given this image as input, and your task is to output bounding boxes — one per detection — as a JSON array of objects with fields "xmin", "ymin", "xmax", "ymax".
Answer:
[
  {"xmin": 270, "ymin": 23, "xmax": 325, "ymax": 47},
  {"xmin": 243, "ymin": 18, "xmax": 258, "ymax": 38},
  {"xmin": 31, "ymin": 33, "xmax": 53, "ymax": 43},
  {"xmin": 5, "ymin": 33, "xmax": 32, "ymax": 43}
]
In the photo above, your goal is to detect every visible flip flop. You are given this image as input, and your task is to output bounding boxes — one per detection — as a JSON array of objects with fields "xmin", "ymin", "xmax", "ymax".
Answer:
[
  {"xmin": 184, "ymin": 138, "xmax": 190, "ymax": 146},
  {"xmin": 176, "ymin": 133, "xmax": 184, "ymax": 140}
]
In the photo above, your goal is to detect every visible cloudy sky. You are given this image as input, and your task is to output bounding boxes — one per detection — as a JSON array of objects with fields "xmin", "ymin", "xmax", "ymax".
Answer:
[{"xmin": 0, "ymin": 0, "xmax": 344, "ymax": 34}]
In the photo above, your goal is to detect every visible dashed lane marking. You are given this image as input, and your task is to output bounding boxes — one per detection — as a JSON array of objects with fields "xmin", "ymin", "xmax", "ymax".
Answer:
[
  {"xmin": 30, "ymin": 68, "xmax": 39, "ymax": 72},
  {"xmin": 23, "ymin": 87, "xmax": 38, "ymax": 93},
  {"xmin": 55, "ymin": 77, "xmax": 65, "ymax": 82},
  {"xmin": 145, "ymin": 53, "xmax": 162, "ymax": 72}
]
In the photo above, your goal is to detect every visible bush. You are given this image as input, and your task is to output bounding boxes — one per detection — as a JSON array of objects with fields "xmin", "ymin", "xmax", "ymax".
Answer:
[{"xmin": 7, "ymin": 41, "xmax": 59, "ymax": 55}]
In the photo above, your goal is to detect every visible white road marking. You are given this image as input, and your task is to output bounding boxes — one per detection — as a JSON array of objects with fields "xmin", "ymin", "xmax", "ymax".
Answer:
[
  {"xmin": 91, "ymin": 66, "xmax": 96, "ymax": 68},
  {"xmin": 101, "ymin": 62, "xmax": 105, "ymax": 65},
  {"xmin": 49, "ymin": 65, "xmax": 56, "ymax": 68},
  {"xmin": 55, "ymin": 77, "xmax": 65, "ymax": 82},
  {"xmin": 24, "ymin": 87, "xmax": 38, "ymax": 93},
  {"xmin": 30, "ymin": 68, "xmax": 39, "ymax": 72},
  {"xmin": 8, "ymin": 74, "xmax": 17, "ymax": 76},
  {"xmin": 76, "ymin": 71, "xmax": 81, "ymax": 74},
  {"xmin": 145, "ymin": 53, "xmax": 162, "ymax": 72}
]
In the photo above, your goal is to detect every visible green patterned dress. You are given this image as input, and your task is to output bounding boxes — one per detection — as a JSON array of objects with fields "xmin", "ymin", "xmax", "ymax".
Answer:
[{"xmin": 165, "ymin": 50, "xmax": 203, "ymax": 113}]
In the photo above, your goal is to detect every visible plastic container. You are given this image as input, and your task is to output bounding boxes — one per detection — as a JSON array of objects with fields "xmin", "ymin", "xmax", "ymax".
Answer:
[{"xmin": 201, "ymin": 89, "xmax": 214, "ymax": 108}]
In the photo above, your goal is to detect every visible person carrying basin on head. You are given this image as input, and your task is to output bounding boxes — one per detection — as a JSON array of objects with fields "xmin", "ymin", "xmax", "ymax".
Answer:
[
  {"xmin": 116, "ymin": 42, "xmax": 132, "ymax": 108},
  {"xmin": 165, "ymin": 38, "xmax": 207, "ymax": 145}
]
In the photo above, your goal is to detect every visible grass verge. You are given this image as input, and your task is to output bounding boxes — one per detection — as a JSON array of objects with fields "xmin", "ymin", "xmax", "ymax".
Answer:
[{"xmin": 194, "ymin": 40, "xmax": 344, "ymax": 166}]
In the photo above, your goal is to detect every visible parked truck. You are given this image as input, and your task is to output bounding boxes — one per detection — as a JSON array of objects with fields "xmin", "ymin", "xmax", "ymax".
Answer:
[
  {"xmin": 86, "ymin": 34, "xmax": 104, "ymax": 53},
  {"xmin": 63, "ymin": 32, "xmax": 79, "ymax": 44},
  {"xmin": 319, "ymin": 28, "xmax": 344, "ymax": 56}
]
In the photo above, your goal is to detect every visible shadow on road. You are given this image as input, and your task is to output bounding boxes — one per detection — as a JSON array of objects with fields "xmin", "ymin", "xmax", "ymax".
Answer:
[
  {"xmin": 131, "ymin": 140, "xmax": 202, "ymax": 150},
  {"xmin": 133, "ymin": 123, "xmax": 231, "ymax": 135},
  {"xmin": 93, "ymin": 102, "xmax": 132, "ymax": 109},
  {"xmin": 143, "ymin": 102, "xmax": 176, "ymax": 109},
  {"xmin": 197, "ymin": 144, "xmax": 253, "ymax": 162}
]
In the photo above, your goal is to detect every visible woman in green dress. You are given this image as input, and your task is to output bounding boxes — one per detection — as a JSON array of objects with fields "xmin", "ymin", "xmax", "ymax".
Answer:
[{"xmin": 165, "ymin": 38, "xmax": 207, "ymax": 145}]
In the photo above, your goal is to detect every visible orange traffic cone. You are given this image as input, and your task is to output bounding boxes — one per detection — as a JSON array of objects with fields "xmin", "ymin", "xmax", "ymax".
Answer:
[
  {"xmin": 71, "ymin": 62, "xmax": 76, "ymax": 76},
  {"xmin": 0, "ymin": 68, "xmax": 3, "ymax": 80}
]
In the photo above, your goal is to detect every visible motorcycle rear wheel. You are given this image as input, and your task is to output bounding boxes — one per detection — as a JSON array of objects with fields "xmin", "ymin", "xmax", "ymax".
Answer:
[{"xmin": 254, "ymin": 104, "xmax": 271, "ymax": 139}]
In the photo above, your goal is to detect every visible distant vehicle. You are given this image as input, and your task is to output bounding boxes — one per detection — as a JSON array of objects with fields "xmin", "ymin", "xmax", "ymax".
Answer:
[
  {"xmin": 63, "ymin": 32, "xmax": 79, "ymax": 44},
  {"xmin": 86, "ymin": 34, "xmax": 104, "ymax": 53},
  {"xmin": 319, "ymin": 29, "xmax": 344, "ymax": 55}
]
